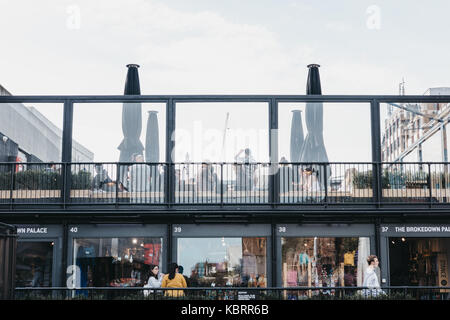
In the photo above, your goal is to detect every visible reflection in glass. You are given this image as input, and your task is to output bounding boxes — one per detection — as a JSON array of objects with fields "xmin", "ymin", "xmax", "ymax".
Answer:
[
  {"xmin": 16, "ymin": 242, "xmax": 53, "ymax": 287},
  {"xmin": 281, "ymin": 237, "xmax": 370, "ymax": 289},
  {"xmin": 73, "ymin": 237, "xmax": 162, "ymax": 287},
  {"xmin": 178, "ymin": 237, "xmax": 267, "ymax": 287}
]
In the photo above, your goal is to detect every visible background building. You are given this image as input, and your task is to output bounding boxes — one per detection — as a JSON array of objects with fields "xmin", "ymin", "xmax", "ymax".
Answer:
[
  {"xmin": 0, "ymin": 84, "xmax": 93, "ymax": 163},
  {"xmin": 382, "ymin": 87, "xmax": 450, "ymax": 163}
]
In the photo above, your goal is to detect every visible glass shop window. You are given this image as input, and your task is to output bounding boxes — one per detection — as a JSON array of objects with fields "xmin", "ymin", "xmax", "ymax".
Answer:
[
  {"xmin": 177, "ymin": 237, "xmax": 267, "ymax": 287},
  {"xmin": 16, "ymin": 242, "xmax": 54, "ymax": 287},
  {"xmin": 389, "ymin": 238, "xmax": 450, "ymax": 287},
  {"xmin": 281, "ymin": 237, "xmax": 371, "ymax": 288},
  {"xmin": 73, "ymin": 237, "xmax": 163, "ymax": 287}
]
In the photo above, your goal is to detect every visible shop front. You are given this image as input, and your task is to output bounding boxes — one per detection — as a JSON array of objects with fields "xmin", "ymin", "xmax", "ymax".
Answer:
[
  {"xmin": 15, "ymin": 224, "xmax": 62, "ymax": 288},
  {"xmin": 67, "ymin": 224, "xmax": 166, "ymax": 288},
  {"xmin": 275, "ymin": 224, "xmax": 376, "ymax": 290},
  {"xmin": 380, "ymin": 224, "xmax": 450, "ymax": 288},
  {"xmin": 173, "ymin": 224, "xmax": 271, "ymax": 289}
]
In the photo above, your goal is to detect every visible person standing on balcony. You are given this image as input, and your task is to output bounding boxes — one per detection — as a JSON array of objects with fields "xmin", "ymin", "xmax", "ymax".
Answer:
[{"xmin": 234, "ymin": 148, "xmax": 256, "ymax": 192}]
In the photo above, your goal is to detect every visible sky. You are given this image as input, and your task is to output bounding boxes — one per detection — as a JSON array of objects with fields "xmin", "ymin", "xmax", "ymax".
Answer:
[{"xmin": 1, "ymin": 0, "xmax": 449, "ymax": 163}]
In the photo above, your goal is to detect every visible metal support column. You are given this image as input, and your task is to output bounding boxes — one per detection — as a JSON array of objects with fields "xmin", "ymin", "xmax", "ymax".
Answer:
[
  {"xmin": 269, "ymin": 98, "xmax": 279, "ymax": 206},
  {"xmin": 166, "ymin": 99, "xmax": 176, "ymax": 207},
  {"xmin": 61, "ymin": 221, "xmax": 68, "ymax": 288},
  {"xmin": 61, "ymin": 100, "xmax": 74, "ymax": 207},
  {"xmin": 167, "ymin": 224, "xmax": 173, "ymax": 267},
  {"xmin": 370, "ymin": 100, "xmax": 382, "ymax": 206},
  {"xmin": 271, "ymin": 223, "xmax": 277, "ymax": 287}
]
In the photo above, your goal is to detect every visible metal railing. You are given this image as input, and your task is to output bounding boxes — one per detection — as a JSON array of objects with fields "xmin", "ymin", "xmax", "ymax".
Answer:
[
  {"xmin": 13, "ymin": 286, "xmax": 450, "ymax": 300},
  {"xmin": 1, "ymin": 161, "xmax": 450, "ymax": 209}
]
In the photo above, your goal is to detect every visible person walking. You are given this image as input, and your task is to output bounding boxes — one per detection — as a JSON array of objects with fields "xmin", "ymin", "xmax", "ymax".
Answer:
[
  {"xmin": 143, "ymin": 265, "xmax": 163, "ymax": 297},
  {"xmin": 161, "ymin": 263, "xmax": 187, "ymax": 298},
  {"xmin": 362, "ymin": 255, "xmax": 384, "ymax": 298}
]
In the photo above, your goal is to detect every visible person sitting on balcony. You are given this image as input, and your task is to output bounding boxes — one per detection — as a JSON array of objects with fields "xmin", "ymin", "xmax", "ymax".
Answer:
[
  {"xmin": 234, "ymin": 148, "xmax": 256, "ymax": 192},
  {"xmin": 128, "ymin": 153, "xmax": 151, "ymax": 203},
  {"xmin": 92, "ymin": 164, "xmax": 114, "ymax": 192}
]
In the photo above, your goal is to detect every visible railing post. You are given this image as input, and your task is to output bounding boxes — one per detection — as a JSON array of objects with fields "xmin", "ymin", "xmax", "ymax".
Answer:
[
  {"xmin": 220, "ymin": 163, "xmax": 224, "ymax": 207},
  {"xmin": 428, "ymin": 163, "xmax": 433, "ymax": 207},
  {"xmin": 9, "ymin": 162, "xmax": 14, "ymax": 210},
  {"xmin": 61, "ymin": 100, "xmax": 74, "ymax": 207},
  {"xmin": 370, "ymin": 100, "xmax": 382, "ymax": 206},
  {"xmin": 323, "ymin": 163, "xmax": 328, "ymax": 206},
  {"xmin": 115, "ymin": 163, "xmax": 120, "ymax": 208}
]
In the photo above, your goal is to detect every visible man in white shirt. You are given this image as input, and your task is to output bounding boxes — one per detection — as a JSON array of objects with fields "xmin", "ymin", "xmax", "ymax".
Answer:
[{"xmin": 362, "ymin": 255, "xmax": 384, "ymax": 298}]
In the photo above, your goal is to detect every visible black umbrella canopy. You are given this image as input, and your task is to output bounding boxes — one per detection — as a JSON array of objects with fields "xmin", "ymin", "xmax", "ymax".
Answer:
[
  {"xmin": 118, "ymin": 64, "xmax": 145, "ymax": 163},
  {"xmin": 306, "ymin": 64, "xmax": 322, "ymax": 95}
]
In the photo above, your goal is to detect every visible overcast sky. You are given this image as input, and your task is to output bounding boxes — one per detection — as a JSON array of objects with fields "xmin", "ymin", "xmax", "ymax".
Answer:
[{"xmin": 1, "ymin": 0, "xmax": 449, "ymax": 162}]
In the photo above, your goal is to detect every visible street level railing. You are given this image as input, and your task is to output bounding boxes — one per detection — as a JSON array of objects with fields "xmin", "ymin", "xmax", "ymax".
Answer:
[{"xmin": 13, "ymin": 286, "xmax": 450, "ymax": 300}]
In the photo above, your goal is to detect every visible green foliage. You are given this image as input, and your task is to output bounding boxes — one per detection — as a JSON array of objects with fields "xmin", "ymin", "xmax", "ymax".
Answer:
[{"xmin": 0, "ymin": 170, "xmax": 92, "ymax": 190}]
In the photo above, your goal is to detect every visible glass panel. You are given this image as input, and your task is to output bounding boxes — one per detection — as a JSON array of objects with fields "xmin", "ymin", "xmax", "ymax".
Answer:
[
  {"xmin": 421, "ymin": 130, "xmax": 442, "ymax": 162},
  {"xmin": 0, "ymin": 102, "xmax": 65, "ymax": 204},
  {"xmin": 72, "ymin": 103, "xmax": 166, "ymax": 162},
  {"xmin": 178, "ymin": 237, "xmax": 267, "ymax": 287},
  {"xmin": 278, "ymin": 102, "xmax": 372, "ymax": 163},
  {"xmin": 281, "ymin": 237, "xmax": 370, "ymax": 289},
  {"xmin": 0, "ymin": 103, "xmax": 63, "ymax": 163},
  {"xmin": 278, "ymin": 102, "xmax": 372, "ymax": 204},
  {"xmin": 389, "ymin": 238, "xmax": 450, "ymax": 287},
  {"xmin": 71, "ymin": 103, "xmax": 167, "ymax": 204},
  {"xmin": 73, "ymin": 237, "xmax": 163, "ymax": 287},
  {"xmin": 16, "ymin": 241, "xmax": 54, "ymax": 287},
  {"xmin": 381, "ymin": 101, "xmax": 450, "ymax": 163},
  {"xmin": 175, "ymin": 102, "xmax": 269, "ymax": 204}
]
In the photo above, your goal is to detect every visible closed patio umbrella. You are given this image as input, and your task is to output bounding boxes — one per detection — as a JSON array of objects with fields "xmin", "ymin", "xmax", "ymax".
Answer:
[
  {"xmin": 290, "ymin": 110, "xmax": 304, "ymax": 163},
  {"xmin": 286, "ymin": 110, "xmax": 304, "ymax": 196},
  {"xmin": 145, "ymin": 111, "xmax": 159, "ymax": 163},
  {"xmin": 145, "ymin": 111, "xmax": 161, "ymax": 194},
  {"xmin": 118, "ymin": 64, "xmax": 144, "ymax": 185},
  {"xmin": 299, "ymin": 64, "xmax": 330, "ymax": 189}
]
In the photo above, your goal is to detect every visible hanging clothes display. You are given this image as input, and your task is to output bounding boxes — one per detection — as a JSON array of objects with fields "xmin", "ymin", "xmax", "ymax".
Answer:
[
  {"xmin": 144, "ymin": 243, "xmax": 161, "ymax": 265},
  {"xmin": 344, "ymin": 251, "xmax": 355, "ymax": 266}
]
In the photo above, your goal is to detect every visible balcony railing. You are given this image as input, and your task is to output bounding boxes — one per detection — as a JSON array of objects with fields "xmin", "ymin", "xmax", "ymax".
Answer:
[
  {"xmin": 1, "ymin": 161, "xmax": 449, "ymax": 210},
  {"xmin": 13, "ymin": 286, "xmax": 450, "ymax": 300}
]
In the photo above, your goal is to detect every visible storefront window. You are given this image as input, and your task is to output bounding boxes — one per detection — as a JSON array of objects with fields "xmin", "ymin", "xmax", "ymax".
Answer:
[
  {"xmin": 16, "ymin": 242, "xmax": 54, "ymax": 287},
  {"xmin": 73, "ymin": 237, "xmax": 162, "ymax": 287},
  {"xmin": 389, "ymin": 238, "xmax": 450, "ymax": 286},
  {"xmin": 178, "ymin": 237, "xmax": 267, "ymax": 287},
  {"xmin": 281, "ymin": 237, "xmax": 370, "ymax": 287}
]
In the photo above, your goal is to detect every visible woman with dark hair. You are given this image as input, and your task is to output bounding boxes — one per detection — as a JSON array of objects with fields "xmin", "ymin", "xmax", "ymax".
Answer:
[
  {"xmin": 143, "ymin": 265, "xmax": 163, "ymax": 297},
  {"xmin": 161, "ymin": 263, "xmax": 187, "ymax": 297}
]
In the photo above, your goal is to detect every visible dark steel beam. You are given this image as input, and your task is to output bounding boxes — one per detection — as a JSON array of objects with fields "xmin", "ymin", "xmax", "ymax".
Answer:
[
  {"xmin": 61, "ymin": 100, "xmax": 74, "ymax": 207},
  {"xmin": 1, "ymin": 95, "xmax": 450, "ymax": 104},
  {"xmin": 371, "ymin": 100, "xmax": 382, "ymax": 206}
]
